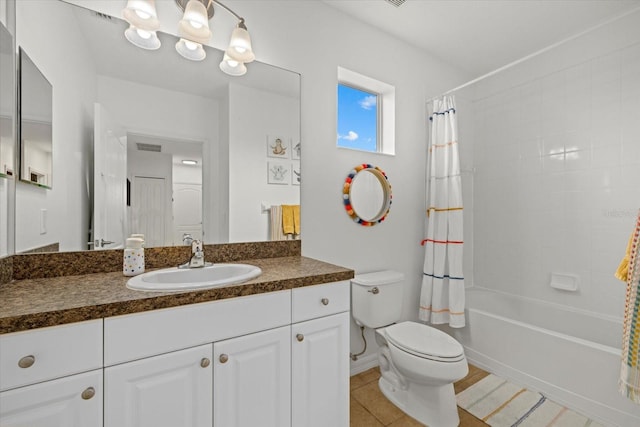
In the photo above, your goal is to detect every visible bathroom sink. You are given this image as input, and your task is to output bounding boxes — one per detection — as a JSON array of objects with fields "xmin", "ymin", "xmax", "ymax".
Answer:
[{"xmin": 127, "ymin": 263, "xmax": 262, "ymax": 292}]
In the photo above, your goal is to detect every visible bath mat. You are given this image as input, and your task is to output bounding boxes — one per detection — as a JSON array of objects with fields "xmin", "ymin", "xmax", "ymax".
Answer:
[{"xmin": 456, "ymin": 374, "xmax": 604, "ymax": 427}]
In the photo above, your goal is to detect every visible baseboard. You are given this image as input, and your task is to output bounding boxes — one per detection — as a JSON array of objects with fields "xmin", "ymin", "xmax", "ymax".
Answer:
[{"xmin": 350, "ymin": 353, "xmax": 378, "ymax": 376}]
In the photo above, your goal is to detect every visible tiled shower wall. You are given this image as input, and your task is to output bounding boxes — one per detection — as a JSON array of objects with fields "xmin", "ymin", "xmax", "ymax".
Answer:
[{"xmin": 466, "ymin": 13, "xmax": 640, "ymax": 317}]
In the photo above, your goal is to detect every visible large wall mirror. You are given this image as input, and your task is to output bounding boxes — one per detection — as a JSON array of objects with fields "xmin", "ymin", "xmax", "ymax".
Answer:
[
  {"xmin": 13, "ymin": 0, "xmax": 300, "ymax": 254},
  {"xmin": 18, "ymin": 48, "xmax": 53, "ymax": 189},
  {"xmin": 0, "ymin": 15, "xmax": 16, "ymax": 258},
  {"xmin": 0, "ymin": 22, "xmax": 14, "ymax": 180}
]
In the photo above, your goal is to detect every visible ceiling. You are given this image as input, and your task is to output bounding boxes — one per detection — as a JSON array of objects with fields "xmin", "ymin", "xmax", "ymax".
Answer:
[{"xmin": 323, "ymin": 0, "xmax": 640, "ymax": 78}]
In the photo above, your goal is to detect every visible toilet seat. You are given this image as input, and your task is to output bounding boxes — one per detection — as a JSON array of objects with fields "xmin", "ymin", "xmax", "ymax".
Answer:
[{"xmin": 385, "ymin": 321, "xmax": 465, "ymax": 363}]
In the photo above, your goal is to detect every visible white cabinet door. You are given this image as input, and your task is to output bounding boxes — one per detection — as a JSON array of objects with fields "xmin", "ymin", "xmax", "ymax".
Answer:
[
  {"xmin": 104, "ymin": 344, "xmax": 212, "ymax": 427},
  {"xmin": 292, "ymin": 311, "xmax": 350, "ymax": 427},
  {"xmin": 0, "ymin": 369, "xmax": 102, "ymax": 427},
  {"xmin": 214, "ymin": 326, "xmax": 291, "ymax": 427}
]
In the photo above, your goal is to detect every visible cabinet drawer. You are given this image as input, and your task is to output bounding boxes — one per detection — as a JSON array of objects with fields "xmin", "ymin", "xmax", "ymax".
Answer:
[
  {"xmin": 0, "ymin": 320, "xmax": 103, "ymax": 392},
  {"xmin": 0, "ymin": 369, "xmax": 103, "ymax": 427},
  {"xmin": 292, "ymin": 281, "xmax": 350, "ymax": 323},
  {"xmin": 105, "ymin": 290, "xmax": 291, "ymax": 366}
]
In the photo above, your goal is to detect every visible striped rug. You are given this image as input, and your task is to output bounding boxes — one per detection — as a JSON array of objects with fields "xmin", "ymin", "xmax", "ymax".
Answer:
[{"xmin": 456, "ymin": 374, "xmax": 604, "ymax": 427}]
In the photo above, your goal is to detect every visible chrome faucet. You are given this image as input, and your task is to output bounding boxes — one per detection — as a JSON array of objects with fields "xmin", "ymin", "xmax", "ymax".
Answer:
[{"xmin": 178, "ymin": 239, "xmax": 210, "ymax": 269}]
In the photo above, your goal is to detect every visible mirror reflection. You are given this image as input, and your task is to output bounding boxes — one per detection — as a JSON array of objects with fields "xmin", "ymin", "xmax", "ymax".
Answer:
[
  {"xmin": 1, "ymin": 19, "xmax": 15, "ymax": 258},
  {"xmin": 350, "ymin": 171, "xmax": 385, "ymax": 221},
  {"xmin": 14, "ymin": 0, "xmax": 300, "ymax": 253},
  {"xmin": 0, "ymin": 22, "xmax": 14, "ymax": 179},
  {"xmin": 343, "ymin": 164, "xmax": 392, "ymax": 226},
  {"xmin": 19, "ymin": 48, "xmax": 53, "ymax": 188}
]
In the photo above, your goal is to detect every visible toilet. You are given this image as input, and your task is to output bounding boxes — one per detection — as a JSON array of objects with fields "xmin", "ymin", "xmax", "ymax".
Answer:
[{"xmin": 351, "ymin": 270, "xmax": 468, "ymax": 427}]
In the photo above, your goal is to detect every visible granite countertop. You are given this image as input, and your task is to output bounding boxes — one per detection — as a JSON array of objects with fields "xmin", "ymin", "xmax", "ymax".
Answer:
[{"xmin": 0, "ymin": 256, "xmax": 354, "ymax": 334}]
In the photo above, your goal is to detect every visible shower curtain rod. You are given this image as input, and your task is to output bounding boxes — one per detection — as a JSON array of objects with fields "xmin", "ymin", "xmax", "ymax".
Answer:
[{"xmin": 426, "ymin": 4, "xmax": 640, "ymax": 104}]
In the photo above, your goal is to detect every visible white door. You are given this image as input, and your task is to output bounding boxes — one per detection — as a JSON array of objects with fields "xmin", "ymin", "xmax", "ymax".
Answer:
[
  {"xmin": 173, "ymin": 183, "xmax": 202, "ymax": 244},
  {"xmin": 104, "ymin": 344, "xmax": 212, "ymax": 427},
  {"xmin": 0, "ymin": 370, "xmax": 102, "ymax": 427},
  {"xmin": 131, "ymin": 176, "xmax": 166, "ymax": 247},
  {"xmin": 292, "ymin": 312, "xmax": 350, "ymax": 427},
  {"xmin": 214, "ymin": 326, "xmax": 291, "ymax": 427},
  {"xmin": 93, "ymin": 103, "xmax": 127, "ymax": 250}
]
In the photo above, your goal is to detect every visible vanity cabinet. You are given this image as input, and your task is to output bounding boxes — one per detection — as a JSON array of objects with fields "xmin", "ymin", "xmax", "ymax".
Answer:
[
  {"xmin": 0, "ymin": 320, "xmax": 104, "ymax": 427},
  {"xmin": 292, "ymin": 312, "xmax": 350, "ymax": 427},
  {"xmin": 104, "ymin": 344, "xmax": 213, "ymax": 427},
  {"xmin": 213, "ymin": 326, "xmax": 291, "ymax": 427},
  {"xmin": 291, "ymin": 281, "xmax": 350, "ymax": 427},
  {"xmin": 0, "ymin": 280, "xmax": 350, "ymax": 427}
]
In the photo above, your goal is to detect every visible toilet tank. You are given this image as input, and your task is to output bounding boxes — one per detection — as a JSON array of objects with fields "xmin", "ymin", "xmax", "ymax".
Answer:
[{"xmin": 351, "ymin": 270, "xmax": 405, "ymax": 328}]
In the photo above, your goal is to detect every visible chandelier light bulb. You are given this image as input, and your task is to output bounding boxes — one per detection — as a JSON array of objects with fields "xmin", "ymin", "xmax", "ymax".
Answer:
[
  {"xmin": 175, "ymin": 38, "xmax": 206, "ymax": 61},
  {"xmin": 219, "ymin": 53, "xmax": 247, "ymax": 76},
  {"xmin": 124, "ymin": 24, "xmax": 161, "ymax": 50},
  {"xmin": 178, "ymin": 0, "xmax": 211, "ymax": 44},
  {"xmin": 135, "ymin": 10, "xmax": 151, "ymax": 20},
  {"xmin": 137, "ymin": 29, "xmax": 152, "ymax": 40},
  {"xmin": 122, "ymin": 0, "xmax": 160, "ymax": 31},
  {"xmin": 226, "ymin": 21, "xmax": 255, "ymax": 63}
]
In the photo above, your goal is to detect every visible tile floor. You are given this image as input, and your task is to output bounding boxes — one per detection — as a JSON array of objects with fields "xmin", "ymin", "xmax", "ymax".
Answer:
[{"xmin": 350, "ymin": 364, "xmax": 490, "ymax": 427}]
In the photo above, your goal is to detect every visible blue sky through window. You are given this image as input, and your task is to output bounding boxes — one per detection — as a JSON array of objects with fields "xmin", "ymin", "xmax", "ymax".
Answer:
[{"xmin": 337, "ymin": 84, "xmax": 378, "ymax": 151}]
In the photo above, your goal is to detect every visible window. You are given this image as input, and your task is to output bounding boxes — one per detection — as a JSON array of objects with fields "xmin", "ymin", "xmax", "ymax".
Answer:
[
  {"xmin": 337, "ymin": 84, "xmax": 379, "ymax": 152},
  {"xmin": 337, "ymin": 67, "xmax": 395, "ymax": 155}
]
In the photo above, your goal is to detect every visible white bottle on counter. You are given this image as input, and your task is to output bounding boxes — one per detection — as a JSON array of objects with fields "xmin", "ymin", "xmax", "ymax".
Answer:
[
  {"xmin": 123, "ymin": 237, "xmax": 145, "ymax": 276},
  {"xmin": 130, "ymin": 234, "xmax": 145, "ymax": 247}
]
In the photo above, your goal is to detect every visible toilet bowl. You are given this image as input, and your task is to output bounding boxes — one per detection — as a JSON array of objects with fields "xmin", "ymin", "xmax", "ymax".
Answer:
[
  {"xmin": 376, "ymin": 321, "xmax": 468, "ymax": 427},
  {"xmin": 351, "ymin": 271, "xmax": 468, "ymax": 427}
]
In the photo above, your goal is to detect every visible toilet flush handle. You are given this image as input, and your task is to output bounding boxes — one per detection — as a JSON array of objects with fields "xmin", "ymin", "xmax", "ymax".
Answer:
[{"xmin": 368, "ymin": 287, "xmax": 379, "ymax": 294}]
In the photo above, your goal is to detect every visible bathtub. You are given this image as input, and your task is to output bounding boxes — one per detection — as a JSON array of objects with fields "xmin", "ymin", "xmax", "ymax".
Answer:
[{"xmin": 441, "ymin": 287, "xmax": 640, "ymax": 427}]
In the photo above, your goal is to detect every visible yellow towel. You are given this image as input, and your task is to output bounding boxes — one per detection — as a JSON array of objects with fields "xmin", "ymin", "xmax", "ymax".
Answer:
[
  {"xmin": 292, "ymin": 205, "xmax": 300, "ymax": 235},
  {"xmin": 282, "ymin": 205, "xmax": 295, "ymax": 235},
  {"xmin": 616, "ymin": 233, "xmax": 634, "ymax": 282}
]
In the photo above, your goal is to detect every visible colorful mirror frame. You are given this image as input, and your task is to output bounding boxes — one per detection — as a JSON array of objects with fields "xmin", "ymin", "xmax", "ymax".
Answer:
[{"xmin": 343, "ymin": 164, "xmax": 392, "ymax": 226}]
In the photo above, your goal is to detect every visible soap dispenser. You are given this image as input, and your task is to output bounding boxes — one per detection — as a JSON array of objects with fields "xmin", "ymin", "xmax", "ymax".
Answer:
[
  {"xmin": 123, "ymin": 237, "xmax": 145, "ymax": 276},
  {"xmin": 130, "ymin": 234, "xmax": 145, "ymax": 246}
]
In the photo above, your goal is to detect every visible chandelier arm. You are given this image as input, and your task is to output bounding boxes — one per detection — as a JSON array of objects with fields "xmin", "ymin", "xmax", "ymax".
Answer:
[{"xmin": 208, "ymin": 0, "xmax": 244, "ymax": 23}]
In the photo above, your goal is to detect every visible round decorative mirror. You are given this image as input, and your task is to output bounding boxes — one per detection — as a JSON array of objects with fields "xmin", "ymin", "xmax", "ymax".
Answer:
[{"xmin": 343, "ymin": 164, "xmax": 392, "ymax": 226}]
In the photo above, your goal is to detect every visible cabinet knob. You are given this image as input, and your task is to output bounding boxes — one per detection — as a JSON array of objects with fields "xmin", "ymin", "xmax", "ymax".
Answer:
[
  {"xmin": 219, "ymin": 354, "xmax": 229, "ymax": 364},
  {"xmin": 368, "ymin": 287, "xmax": 380, "ymax": 295},
  {"xmin": 81, "ymin": 387, "xmax": 95, "ymax": 400},
  {"xmin": 321, "ymin": 298, "xmax": 329, "ymax": 306},
  {"xmin": 296, "ymin": 334, "xmax": 304, "ymax": 342},
  {"xmin": 18, "ymin": 355, "xmax": 35, "ymax": 369},
  {"xmin": 200, "ymin": 358, "xmax": 210, "ymax": 368}
]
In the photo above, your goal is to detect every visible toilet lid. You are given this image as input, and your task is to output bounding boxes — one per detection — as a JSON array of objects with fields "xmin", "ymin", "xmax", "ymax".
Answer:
[{"xmin": 385, "ymin": 321, "xmax": 464, "ymax": 361}]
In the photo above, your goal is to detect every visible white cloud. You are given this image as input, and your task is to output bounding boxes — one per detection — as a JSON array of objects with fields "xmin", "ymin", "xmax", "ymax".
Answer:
[
  {"xmin": 338, "ymin": 131, "xmax": 359, "ymax": 141},
  {"xmin": 359, "ymin": 95, "xmax": 377, "ymax": 110}
]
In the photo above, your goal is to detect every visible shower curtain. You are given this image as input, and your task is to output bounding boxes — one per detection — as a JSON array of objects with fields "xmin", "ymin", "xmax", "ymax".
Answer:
[
  {"xmin": 419, "ymin": 95, "xmax": 465, "ymax": 328},
  {"xmin": 620, "ymin": 209, "xmax": 640, "ymax": 403}
]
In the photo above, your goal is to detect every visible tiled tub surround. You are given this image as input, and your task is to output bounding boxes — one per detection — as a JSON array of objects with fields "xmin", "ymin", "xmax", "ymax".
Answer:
[{"xmin": 0, "ymin": 240, "xmax": 354, "ymax": 334}]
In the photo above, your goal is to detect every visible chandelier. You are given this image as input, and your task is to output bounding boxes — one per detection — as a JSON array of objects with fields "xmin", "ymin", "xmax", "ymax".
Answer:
[{"xmin": 122, "ymin": 0, "xmax": 255, "ymax": 76}]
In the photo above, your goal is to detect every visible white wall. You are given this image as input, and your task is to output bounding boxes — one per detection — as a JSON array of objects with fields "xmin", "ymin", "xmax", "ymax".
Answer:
[
  {"xmin": 467, "ymin": 9, "xmax": 640, "ymax": 318},
  {"xmin": 228, "ymin": 83, "xmax": 300, "ymax": 242},
  {"xmin": 15, "ymin": 0, "xmax": 95, "ymax": 252}
]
